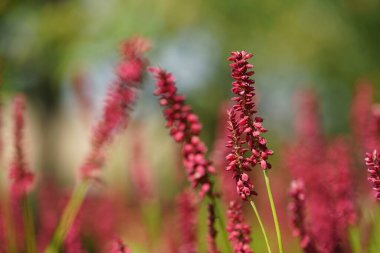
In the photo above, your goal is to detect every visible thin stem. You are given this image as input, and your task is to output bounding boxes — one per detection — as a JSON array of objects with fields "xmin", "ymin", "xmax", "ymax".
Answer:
[
  {"xmin": 249, "ymin": 200, "xmax": 272, "ymax": 253},
  {"xmin": 2, "ymin": 192, "xmax": 17, "ymax": 253},
  {"xmin": 349, "ymin": 226, "xmax": 361, "ymax": 253},
  {"xmin": 263, "ymin": 170, "xmax": 284, "ymax": 253},
  {"xmin": 45, "ymin": 180, "xmax": 90, "ymax": 253},
  {"xmin": 23, "ymin": 194, "xmax": 37, "ymax": 253},
  {"xmin": 211, "ymin": 197, "xmax": 233, "ymax": 253}
]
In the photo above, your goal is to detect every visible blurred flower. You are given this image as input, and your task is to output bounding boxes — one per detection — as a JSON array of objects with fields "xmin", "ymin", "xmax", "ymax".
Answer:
[
  {"xmin": 365, "ymin": 150, "xmax": 380, "ymax": 201},
  {"xmin": 226, "ymin": 201, "xmax": 253, "ymax": 253},
  {"xmin": 288, "ymin": 180, "xmax": 316, "ymax": 253},
  {"xmin": 287, "ymin": 90, "xmax": 357, "ymax": 252},
  {"xmin": 129, "ymin": 123, "xmax": 155, "ymax": 200},
  {"xmin": 177, "ymin": 190, "xmax": 198, "ymax": 253},
  {"xmin": 110, "ymin": 237, "xmax": 131, "ymax": 253},
  {"xmin": 9, "ymin": 94, "xmax": 34, "ymax": 196},
  {"xmin": 80, "ymin": 37, "xmax": 150, "ymax": 180},
  {"xmin": 150, "ymin": 67, "xmax": 215, "ymax": 198}
]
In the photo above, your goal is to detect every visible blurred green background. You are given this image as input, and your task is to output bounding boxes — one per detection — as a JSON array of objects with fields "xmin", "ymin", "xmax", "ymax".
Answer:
[{"xmin": 1, "ymin": 0, "xmax": 380, "ymax": 137}]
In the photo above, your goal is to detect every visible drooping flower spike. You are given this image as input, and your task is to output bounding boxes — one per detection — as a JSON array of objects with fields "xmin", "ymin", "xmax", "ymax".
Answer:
[{"xmin": 149, "ymin": 67, "xmax": 215, "ymax": 198}]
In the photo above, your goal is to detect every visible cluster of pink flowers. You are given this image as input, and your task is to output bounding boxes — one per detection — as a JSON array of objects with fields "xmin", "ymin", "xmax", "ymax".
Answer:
[
  {"xmin": 9, "ymin": 95, "xmax": 35, "ymax": 196},
  {"xmin": 364, "ymin": 150, "xmax": 380, "ymax": 200},
  {"xmin": 287, "ymin": 90, "xmax": 357, "ymax": 252},
  {"xmin": 150, "ymin": 67, "xmax": 215, "ymax": 198},
  {"xmin": 226, "ymin": 201, "xmax": 253, "ymax": 253},
  {"xmin": 288, "ymin": 180, "xmax": 316, "ymax": 253},
  {"xmin": 226, "ymin": 51, "xmax": 273, "ymax": 200},
  {"xmin": 80, "ymin": 37, "xmax": 150, "ymax": 179},
  {"xmin": 177, "ymin": 190, "xmax": 198, "ymax": 253}
]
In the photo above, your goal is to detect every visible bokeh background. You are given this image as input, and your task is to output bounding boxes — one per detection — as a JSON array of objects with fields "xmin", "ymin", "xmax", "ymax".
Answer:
[{"xmin": 1, "ymin": 0, "xmax": 380, "ymax": 252}]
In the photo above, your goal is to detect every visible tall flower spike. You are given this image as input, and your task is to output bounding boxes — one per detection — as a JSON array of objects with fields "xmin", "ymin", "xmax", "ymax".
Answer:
[
  {"xmin": 80, "ymin": 37, "xmax": 150, "ymax": 179},
  {"xmin": 149, "ymin": 67, "xmax": 215, "ymax": 198},
  {"xmin": 365, "ymin": 150, "xmax": 380, "ymax": 201},
  {"xmin": 10, "ymin": 95, "xmax": 34, "ymax": 196},
  {"xmin": 226, "ymin": 51, "xmax": 273, "ymax": 200},
  {"xmin": 227, "ymin": 201, "xmax": 253, "ymax": 253},
  {"xmin": 288, "ymin": 180, "xmax": 317, "ymax": 253},
  {"xmin": 177, "ymin": 190, "xmax": 198, "ymax": 253}
]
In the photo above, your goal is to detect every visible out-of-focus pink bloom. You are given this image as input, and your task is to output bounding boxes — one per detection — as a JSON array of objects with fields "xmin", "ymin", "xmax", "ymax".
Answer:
[
  {"xmin": 288, "ymin": 180, "xmax": 316, "ymax": 253},
  {"xmin": 9, "ymin": 95, "xmax": 34, "ymax": 196},
  {"xmin": 226, "ymin": 51, "xmax": 273, "ymax": 200},
  {"xmin": 80, "ymin": 37, "xmax": 150, "ymax": 180},
  {"xmin": 287, "ymin": 90, "xmax": 357, "ymax": 252},
  {"xmin": 110, "ymin": 237, "xmax": 131, "ymax": 253},
  {"xmin": 226, "ymin": 201, "xmax": 253, "ymax": 253},
  {"xmin": 207, "ymin": 204, "xmax": 219, "ymax": 253},
  {"xmin": 365, "ymin": 150, "xmax": 380, "ymax": 201},
  {"xmin": 351, "ymin": 80, "xmax": 377, "ymax": 152},
  {"xmin": 177, "ymin": 190, "xmax": 198, "ymax": 253},
  {"xmin": 150, "ymin": 67, "xmax": 215, "ymax": 198}
]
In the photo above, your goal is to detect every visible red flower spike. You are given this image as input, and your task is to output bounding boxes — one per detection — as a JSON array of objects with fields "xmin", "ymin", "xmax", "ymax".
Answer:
[
  {"xmin": 149, "ymin": 67, "xmax": 214, "ymax": 198},
  {"xmin": 288, "ymin": 180, "xmax": 317, "ymax": 253},
  {"xmin": 226, "ymin": 51, "xmax": 273, "ymax": 200},
  {"xmin": 80, "ymin": 37, "xmax": 150, "ymax": 180},
  {"xmin": 227, "ymin": 201, "xmax": 253, "ymax": 253},
  {"xmin": 177, "ymin": 190, "xmax": 198, "ymax": 253}
]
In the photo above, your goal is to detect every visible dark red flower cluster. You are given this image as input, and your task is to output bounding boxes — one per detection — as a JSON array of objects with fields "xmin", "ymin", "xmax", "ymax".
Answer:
[
  {"xmin": 177, "ymin": 190, "xmax": 198, "ymax": 253},
  {"xmin": 226, "ymin": 110, "xmax": 257, "ymax": 200},
  {"xmin": 80, "ymin": 37, "xmax": 150, "ymax": 179},
  {"xmin": 226, "ymin": 51, "xmax": 272, "ymax": 200},
  {"xmin": 365, "ymin": 150, "xmax": 380, "ymax": 201},
  {"xmin": 150, "ymin": 67, "xmax": 215, "ymax": 198},
  {"xmin": 288, "ymin": 180, "xmax": 316, "ymax": 253},
  {"xmin": 226, "ymin": 201, "xmax": 253, "ymax": 253},
  {"xmin": 9, "ymin": 95, "xmax": 34, "ymax": 196}
]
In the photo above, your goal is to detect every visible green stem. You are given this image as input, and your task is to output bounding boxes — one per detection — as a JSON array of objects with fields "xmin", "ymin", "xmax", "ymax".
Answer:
[
  {"xmin": 263, "ymin": 170, "xmax": 284, "ymax": 253},
  {"xmin": 45, "ymin": 181, "xmax": 90, "ymax": 253},
  {"xmin": 212, "ymin": 197, "xmax": 233, "ymax": 253},
  {"xmin": 349, "ymin": 226, "xmax": 361, "ymax": 253},
  {"xmin": 2, "ymin": 193, "xmax": 17, "ymax": 253},
  {"xmin": 249, "ymin": 200, "xmax": 272, "ymax": 253},
  {"xmin": 23, "ymin": 194, "xmax": 37, "ymax": 253}
]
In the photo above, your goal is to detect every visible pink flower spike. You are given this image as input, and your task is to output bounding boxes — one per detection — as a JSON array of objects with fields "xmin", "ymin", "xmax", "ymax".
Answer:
[
  {"xmin": 150, "ymin": 67, "xmax": 214, "ymax": 198},
  {"xmin": 9, "ymin": 94, "xmax": 34, "ymax": 196},
  {"xmin": 227, "ymin": 201, "xmax": 253, "ymax": 253},
  {"xmin": 80, "ymin": 36, "xmax": 150, "ymax": 180}
]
